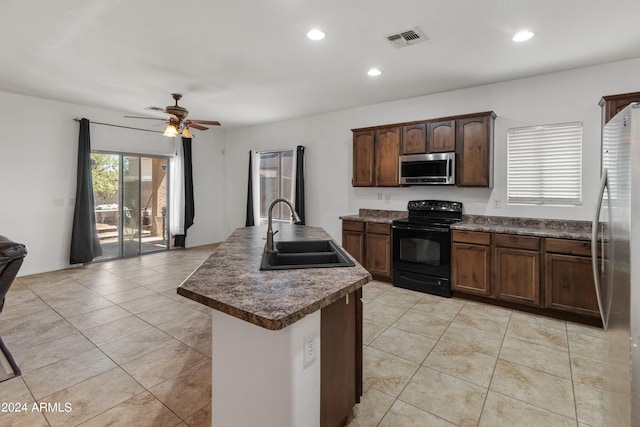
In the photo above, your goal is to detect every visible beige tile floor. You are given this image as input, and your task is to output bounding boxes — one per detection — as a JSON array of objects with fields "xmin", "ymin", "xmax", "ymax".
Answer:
[{"xmin": 0, "ymin": 246, "xmax": 605, "ymax": 426}]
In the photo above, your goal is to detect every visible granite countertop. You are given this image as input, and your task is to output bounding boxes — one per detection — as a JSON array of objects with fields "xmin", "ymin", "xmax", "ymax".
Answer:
[
  {"xmin": 340, "ymin": 208, "xmax": 408, "ymax": 224},
  {"xmin": 451, "ymin": 215, "xmax": 593, "ymax": 240},
  {"xmin": 177, "ymin": 224, "xmax": 371, "ymax": 331}
]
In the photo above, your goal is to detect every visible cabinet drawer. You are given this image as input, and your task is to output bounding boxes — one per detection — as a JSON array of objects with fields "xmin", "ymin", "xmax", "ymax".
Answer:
[
  {"xmin": 452, "ymin": 230, "xmax": 490, "ymax": 245},
  {"xmin": 546, "ymin": 238, "xmax": 592, "ymax": 257},
  {"xmin": 366, "ymin": 223, "xmax": 391, "ymax": 235},
  {"xmin": 495, "ymin": 234, "xmax": 540, "ymax": 250},
  {"xmin": 342, "ymin": 220, "xmax": 365, "ymax": 232}
]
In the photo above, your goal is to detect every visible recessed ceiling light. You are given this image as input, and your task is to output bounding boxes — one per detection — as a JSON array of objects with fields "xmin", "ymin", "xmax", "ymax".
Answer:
[
  {"xmin": 367, "ymin": 68, "xmax": 382, "ymax": 77},
  {"xmin": 307, "ymin": 29, "xmax": 326, "ymax": 41},
  {"xmin": 512, "ymin": 30, "xmax": 534, "ymax": 42}
]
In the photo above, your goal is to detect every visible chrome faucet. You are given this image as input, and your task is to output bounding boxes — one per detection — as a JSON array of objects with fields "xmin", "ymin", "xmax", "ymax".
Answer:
[{"xmin": 266, "ymin": 198, "xmax": 302, "ymax": 252}]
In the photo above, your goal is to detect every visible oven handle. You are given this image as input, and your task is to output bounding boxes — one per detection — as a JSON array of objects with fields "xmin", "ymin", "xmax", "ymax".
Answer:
[{"xmin": 392, "ymin": 224, "xmax": 450, "ymax": 233}]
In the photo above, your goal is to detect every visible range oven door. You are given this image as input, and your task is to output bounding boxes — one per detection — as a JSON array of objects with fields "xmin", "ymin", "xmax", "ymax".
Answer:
[{"xmin": 392, "ymin": 223, "xmax": 452, "ymax": 296}]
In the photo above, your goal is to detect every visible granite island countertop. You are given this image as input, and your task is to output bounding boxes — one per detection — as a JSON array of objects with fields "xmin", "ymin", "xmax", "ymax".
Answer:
[
  {"xmin": 177, "ymin": 224, "xmax": 371, "ymax": 330},
  {"xmin": 451, "ymin": 215, "xmax": 593, "ymax": 240}
]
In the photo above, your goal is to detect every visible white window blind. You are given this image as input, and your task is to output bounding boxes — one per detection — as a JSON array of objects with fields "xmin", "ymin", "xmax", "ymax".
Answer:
[{"xmin": 507, "ymin": 122, "xmax": 582, "ymax": 206}]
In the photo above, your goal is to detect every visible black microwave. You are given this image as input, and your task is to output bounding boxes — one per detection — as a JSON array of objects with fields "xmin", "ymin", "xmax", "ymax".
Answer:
[{"xmin": 399, "ymin": 152, "xmax": 456, "ymax": 185}]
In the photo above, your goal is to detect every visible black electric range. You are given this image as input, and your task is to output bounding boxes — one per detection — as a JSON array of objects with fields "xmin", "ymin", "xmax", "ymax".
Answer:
[{"xmin": 391, "ymin": 200, "xmax": 463, "ymax": 297}]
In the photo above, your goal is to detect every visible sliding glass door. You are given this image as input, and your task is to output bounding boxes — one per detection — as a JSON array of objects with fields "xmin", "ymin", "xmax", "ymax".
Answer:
[
  {"xmin": 122, "ymin": 155, "xmax": 141, "ymax": 257},
  {"xmin": 92, "ymin": 152, "xmax": 169, "ymax": 260}
]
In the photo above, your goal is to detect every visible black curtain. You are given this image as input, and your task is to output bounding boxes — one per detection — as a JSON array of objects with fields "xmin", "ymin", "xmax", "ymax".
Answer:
[
  {"xmin": 70, "ymin": 118, "xmax": 102, "ymax": 264},
  {"xmin": 295, "ymin": 145, "xmax": 306, "ymax": 224},
  {"xmin": 245, "ymin": 151, "xmax": 255, "ymax": 226},
  {"xmin": 174, "ymin": 137, "xmax": 195, "ymax": 248}
]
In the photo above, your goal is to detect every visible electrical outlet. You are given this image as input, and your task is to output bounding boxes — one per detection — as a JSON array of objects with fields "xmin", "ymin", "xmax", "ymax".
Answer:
[
  {"xmin": 303, "ymin": 334, "xmax": 316, "ymax": 367},
  {"xmin": 384, "ymin": 195, "xmax": 391, "ymax": 204},
  {"xmin": 377, "ymin": 192, "xmax": 383, "ymax": 200},
  {"xmin": 493, "ymin": 199, "xmax": 501, "ymax": 209},
  {"xmin": 53, "ymin": 198, "xmax": 64, "ymax": 207}
]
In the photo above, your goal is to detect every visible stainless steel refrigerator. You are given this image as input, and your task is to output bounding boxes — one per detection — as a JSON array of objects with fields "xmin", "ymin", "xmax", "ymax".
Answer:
[{"xmin": 592, "ymin": 102, "xmax": 640, "ymax": 426}]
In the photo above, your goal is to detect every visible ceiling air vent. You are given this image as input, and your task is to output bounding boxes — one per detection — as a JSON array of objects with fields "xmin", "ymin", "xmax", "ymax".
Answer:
[{"xmin": 386, "ymin": 28, "xmax": 426, "ymax": 48}]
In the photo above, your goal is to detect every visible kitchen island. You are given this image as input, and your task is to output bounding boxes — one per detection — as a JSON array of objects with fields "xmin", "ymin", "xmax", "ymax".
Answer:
[{"xmin": 178, "ymin": 224, "xmax": 371, "ymax": 427}]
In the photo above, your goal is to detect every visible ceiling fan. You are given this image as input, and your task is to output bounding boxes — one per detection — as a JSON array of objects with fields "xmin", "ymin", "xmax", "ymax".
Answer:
[{"xmin": 125, "ymin": 93, "xmax": 220, "ymax": 138}]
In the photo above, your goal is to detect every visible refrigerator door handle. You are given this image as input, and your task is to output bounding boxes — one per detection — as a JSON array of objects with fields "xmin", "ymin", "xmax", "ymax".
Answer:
[{"xmin": 592, "ymin": 169, "xmax": 609, "ymax": 330}]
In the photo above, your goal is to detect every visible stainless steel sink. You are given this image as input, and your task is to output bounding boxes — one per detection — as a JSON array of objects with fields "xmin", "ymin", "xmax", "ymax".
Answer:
[{"xmin": 260, "ymin": 240, "xmax": 356, "ymax": 270}]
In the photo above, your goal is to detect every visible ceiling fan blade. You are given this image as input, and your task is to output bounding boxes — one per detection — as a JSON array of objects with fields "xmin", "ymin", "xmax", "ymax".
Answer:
[
  {"xmin": 146, "ymin": 106, "xmax": 165, "ymax": 112},
  {"xmin": 188, "ymin": 123, "xmax": 209, "ymax": 131},
  {"xmin": 189, "ymin": 120, "xmax": 221, "ymax": 126},
  {"xmin": 124, "ymin": 115, "xmax": 167, "ymax": 121}
]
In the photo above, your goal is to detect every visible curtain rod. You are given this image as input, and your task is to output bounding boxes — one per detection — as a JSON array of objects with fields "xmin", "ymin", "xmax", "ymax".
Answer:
[{"xmin": 73, "ymin": 118, "xmax": 163, "ymax": 134}]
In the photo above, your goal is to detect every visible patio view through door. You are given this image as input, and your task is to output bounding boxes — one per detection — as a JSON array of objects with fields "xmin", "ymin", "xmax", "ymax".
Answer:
[{"xmin": 92, "ymin": 151, "xmax": 170, "ymax": 260}]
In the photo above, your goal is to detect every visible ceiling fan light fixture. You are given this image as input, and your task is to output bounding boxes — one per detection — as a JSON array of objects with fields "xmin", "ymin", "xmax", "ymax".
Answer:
[
  {"xmin": 163, "ymin": 123, "xmax": 179, "ymax": 137},
  {"xmin": 181, "ymin": 126, "xmax": 194, "ymax": 138}
]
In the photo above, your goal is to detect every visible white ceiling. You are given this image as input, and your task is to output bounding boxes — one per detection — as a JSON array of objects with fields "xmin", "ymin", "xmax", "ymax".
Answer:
[{"xmin": 2, "ymin": 0, "xmax": 640, "ymax": 129}]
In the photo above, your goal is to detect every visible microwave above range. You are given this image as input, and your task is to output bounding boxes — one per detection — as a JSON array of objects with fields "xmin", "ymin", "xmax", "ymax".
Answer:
[{"xmin": 399, "ymin": 152, "xmax": 456, "ymax": 185}]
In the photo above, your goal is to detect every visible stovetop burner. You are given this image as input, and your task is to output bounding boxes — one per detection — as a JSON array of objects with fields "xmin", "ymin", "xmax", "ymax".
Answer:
[{"xmin": 395, "ymin": 200, "xmax": 463, "ymax": 226}]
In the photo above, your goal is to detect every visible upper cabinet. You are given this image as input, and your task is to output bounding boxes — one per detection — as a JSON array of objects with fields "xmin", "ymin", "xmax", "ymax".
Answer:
[
  {"xmin": 427, "ymin": 120, "xmax": 456, "ymax": 153},
  {"xmin": 401, "ymin": 124, "xmax": 427, "ymax": 155},
  {"xmin": 456, "ymin": 112, "xmax": 496, "ymax": 187},
  {"xmin": 352, "ymin": 127, "xmax": 400, "ymax": 187},
  {"xmin": 352, "ymin": 130, "xmax": 375, "ymax": 186},
  {"xmin": 352, "ymin": 111, "xmax": 495, "ymax": 188},
  {"xmin": 600, "ymin": 91, "xmax": 640, "ymax": 124},
  {"xmin": 375, "ymin": 127, "xmax": 401, "ymax": 187}
]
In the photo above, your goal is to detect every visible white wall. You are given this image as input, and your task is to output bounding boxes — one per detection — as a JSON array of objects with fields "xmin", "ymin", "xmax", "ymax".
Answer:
[
  {"xmin": 222, "ymin": 58, "xmax": 640, "ymax": 243},
  {"xmin": 3, "ymin": 57, "xmax": 639, "ymax": 275},
  {"xmin": 0, "ymin": 92, "xmax": 225, "ymax": 275}
]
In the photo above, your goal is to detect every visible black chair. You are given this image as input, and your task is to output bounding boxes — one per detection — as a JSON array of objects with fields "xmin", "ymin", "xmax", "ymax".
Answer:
[{"xmin": 0, "ymin": 235, "xmax": 27, "ymax": 380}]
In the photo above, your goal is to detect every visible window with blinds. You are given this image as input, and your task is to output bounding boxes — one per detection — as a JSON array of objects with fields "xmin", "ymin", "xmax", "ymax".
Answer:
[{"xmin": 507, "ymin": 122, "xmax": 582, "ymax": 206}]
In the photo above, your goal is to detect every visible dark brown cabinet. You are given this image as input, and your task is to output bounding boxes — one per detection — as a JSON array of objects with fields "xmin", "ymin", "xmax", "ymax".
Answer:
[
  {"xmin": 545, "ymin": 238, "xmax": 600, "ymax": 317},
  {"xmin": 427, "ymin": 120, "xmax": 456, "ymax": 153},
  {"xmin": 600, "ymin": 91, "xmax": 640, "ymax": 124},
  {"xmin": 452, "ymin": 230, "xmax": 601, "ymax": 324},
  {"xmin": 493, "ymin": 234, "xmax": 541, "ymax": 306},
  {"xmin": 342, "ymin": 221, "xmax": 365, "ymax": 264},
  {"xmin": 352, "ymin": 127, "xmax": 400, "ymax": 187},
  {"xmin": 342, "ymin": 220, "xmax": 392, "ymax": 281},
  {"xmin": 451, "ymin": 230, "xmax": 491, "ymax": 296},
  {"xmin": 321, "ymin": 289, "xmax": 363, "ymax": 427},
  {"xmin": 352, "ymin": 111, "xmax": 495, "ymax": 188},
  {"xmin": 375, "ymin": 127, "xmax": 401, "ymax": 187},
  {"xmin": 456, "ymin": 112, "xmax": 495, "ymax": 187},
  {"xmin": 401, "ymin": 123, "xmax": 427, "ymax": 154},
  {"xmin": 364, "ymin": 223, "xmax": 392, "ymax": 280},
  {"xmin": 352, "ymin": 130, "xmax": 375, "ymax": 186}
]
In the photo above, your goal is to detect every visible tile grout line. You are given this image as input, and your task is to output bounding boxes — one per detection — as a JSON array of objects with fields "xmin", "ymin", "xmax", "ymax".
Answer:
[
  {"xmin": 14, "ymin": 264, "xmax": 210, "ymax": 426},
  {"xmin": 374, "ymin": 293, "xmax": 463, "ymax": 426},
  {"xmin": 477, "ymin": 308, "xmax": 513, "ymax": 426}
]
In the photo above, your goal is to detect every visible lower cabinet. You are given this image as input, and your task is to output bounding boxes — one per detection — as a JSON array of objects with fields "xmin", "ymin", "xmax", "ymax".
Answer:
[
  {"xmin": 451, "ymin": 231, "xmax": 491, "ymax": 296},
  {"xmin": 320, "ymin": 289, "xmax": 362, "ymax": 427},
  {"xmin": 342, "ymin": 221, "xmax": 365, "ymax": 264},
  {"xmin": 452, "ymin": 232, "xmax": 600, "ymax": 323},
  {"xmin": 364, "ymin": 223, "xmax": 392, "ymax": 280},
  {"xmin": 545, "ymin": 239, "xmax": 600, "ymax": 317},
  {"xmin": 493, "ymin": 234, "xmax": 541, "ymax": 306},
  {"xmin": 342, "ymin": 220, "xmax": 392, "ymax": 281}
]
